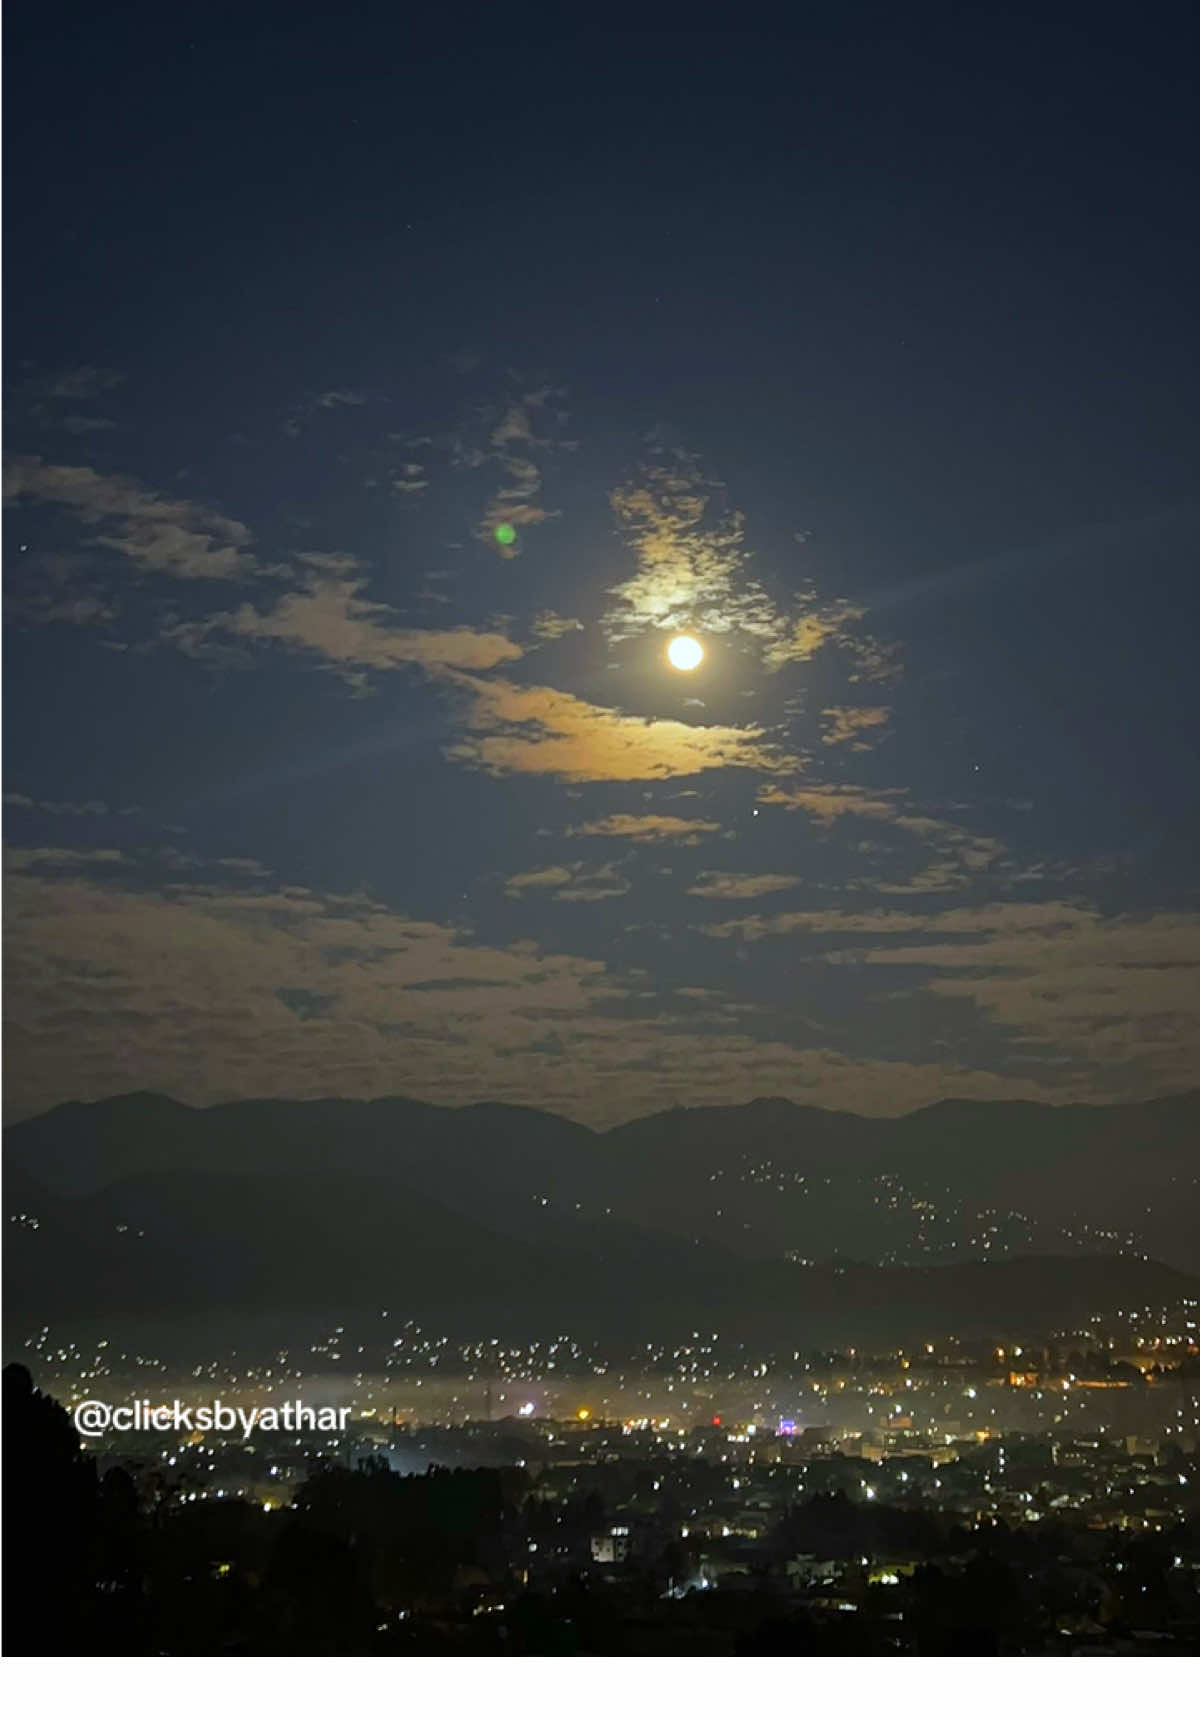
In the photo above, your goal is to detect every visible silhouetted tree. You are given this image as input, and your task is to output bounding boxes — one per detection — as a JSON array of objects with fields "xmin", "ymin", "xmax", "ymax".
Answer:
[{"xmin": 3, "ymin": 1362, "xmax": 98, "ymax": 1653}]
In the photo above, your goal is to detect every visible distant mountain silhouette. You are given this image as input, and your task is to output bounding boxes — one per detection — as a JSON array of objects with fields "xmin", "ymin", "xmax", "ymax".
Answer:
[
  {"xmin": 5, "ymin": 1091, "xmax": 598, "ymax": 1197},
  {"xmin": 4, "ymin": 1089, "xmax": 1199, "ymax": 1350},
  {"xmin": 9, "ymin": 1086, "xmax": 1199, "ymax": 1187},
  {"xmin": 7, "ymin": 1087, "xmax": 1198, "ymax": 1255}
]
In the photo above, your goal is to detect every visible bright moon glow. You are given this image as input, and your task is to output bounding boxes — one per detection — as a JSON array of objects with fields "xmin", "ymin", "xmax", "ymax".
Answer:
[{"xmin": 667, "ymin": 634, "xmax": 704, "ymax": 671}]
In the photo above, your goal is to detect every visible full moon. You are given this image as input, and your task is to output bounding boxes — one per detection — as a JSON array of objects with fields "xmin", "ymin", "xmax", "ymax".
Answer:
[{"xmin": 667, "ymin": 634, "xmax": 704, "ymax": 671}]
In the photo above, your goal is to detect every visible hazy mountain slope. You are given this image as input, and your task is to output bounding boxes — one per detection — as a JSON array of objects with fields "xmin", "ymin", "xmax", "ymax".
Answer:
[
  {"xmin": 5, "ymin": 1157, "xmax": 1197, "ymax": 1353},
  {"xmin": 6, "ymin": 1091, "xmax": 1198, "ymax": 1301}
]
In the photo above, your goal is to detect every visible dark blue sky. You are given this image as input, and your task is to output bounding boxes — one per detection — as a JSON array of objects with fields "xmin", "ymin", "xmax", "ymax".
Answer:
[{"xmin": 5, "ymin": 8, "xmax": 1199, "ymax": 1123}]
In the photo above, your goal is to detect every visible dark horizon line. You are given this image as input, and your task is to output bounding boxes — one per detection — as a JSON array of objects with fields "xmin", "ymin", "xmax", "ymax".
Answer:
[{"xmin": 7, "ymin": 1082, "xmax": 1200, "ymax": 1135}]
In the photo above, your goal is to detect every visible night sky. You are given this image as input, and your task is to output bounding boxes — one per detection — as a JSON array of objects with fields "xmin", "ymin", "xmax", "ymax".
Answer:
[{"xmin": 5, "ymin": 10, "xmax": 1199, "ymax": 1126}]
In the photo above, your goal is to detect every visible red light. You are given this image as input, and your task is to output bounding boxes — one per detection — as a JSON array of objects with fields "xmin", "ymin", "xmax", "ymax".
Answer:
[{"xmin": 713, "ymin": 1415, "xmax": 722, "ymax": 1426}]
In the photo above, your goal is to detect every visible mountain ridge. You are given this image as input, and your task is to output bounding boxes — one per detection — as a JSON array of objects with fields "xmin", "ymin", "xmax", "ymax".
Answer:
[
  {"xmin": 7, "ymin": 1088, "xmax": 1198, "ymax": 1282},
  {"xmin": 10, "ymin": 1084, "xmax": 1200, "ymax": 1158}
]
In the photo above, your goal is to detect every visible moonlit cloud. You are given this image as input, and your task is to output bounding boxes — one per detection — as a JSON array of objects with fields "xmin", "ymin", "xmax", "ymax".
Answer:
[
  {"xmin": 42, "ymin": 365, "xmax": 124, "ymax": 400},
  {"xmin": 760, "ymin": 601, "xmax": 861, "ymax": 667},
  {"xmin": 531, "ymin": 611, "xmax": 585, "ymax": 642},
  {"xmin": 604, "ymin": 450, "xmax": 896, "ymax": 697},
  {"xmin": 4, "ymin": 456, "xmax": 259, "ymax": 582},
  {"xmin": 444, "ymin": 673, "xmax": 797, "ymax": 782},
  {"xmin": 4, "ymin": 793, "xmax": 114, "ymax": 816},
  {"xmin": 172, "ymin": 574, "xmax": 525, "ymax": 675},
  {"xmin": 566, "ymin": 813, "xmax": 722, "ymax": 844},
  {"xmin": 697, "ymin": 899, "xmax": 1200, "ymax": 1094},
  {"xmin": 553, "ymin": 865, "xmax": 631, "ymax": 902},
  {"xmin": 606, "ymin": 455, "xmax": 754, "ymax": 636},
  {"xmin": 756, "ymin": 782, "xmax": 905, "ymax": 823},
  {"xmin": 3, "ymin": 850, "xmax": 620, "ymax": 1119},
  {"xmin": 5, "ymin": 847, "xmax": 1085, "ymax": 1124},
  {"xmin": 282, "ymin": 386, "xmax": 369, "ymax": 436},
  {"xmin": 687, "ymin": 872, "xmax": 803, "ymax": 899},
  {"xmin": 504, "ymin": 866, "xmax": 576, "ymax": 895},
  {"xmin": 5, "ymin": 846, "xmax": 133, "ymax": 872},
  {"xmin": 469, "ymin": 384, "xmax": 573, "ymax": 554},
  {"xmin": 752, "ymin": 778, "xmax": 1006, "ymax": 898},
  {"xmin": 820, "ymin": 705, "xmax": 892, "ymax": 749}
]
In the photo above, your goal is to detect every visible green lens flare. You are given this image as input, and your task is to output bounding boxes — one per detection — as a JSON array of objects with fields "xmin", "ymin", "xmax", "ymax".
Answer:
[{"xmin": 494, "ymin": 523, "xmax": 517, "ymax": 547}]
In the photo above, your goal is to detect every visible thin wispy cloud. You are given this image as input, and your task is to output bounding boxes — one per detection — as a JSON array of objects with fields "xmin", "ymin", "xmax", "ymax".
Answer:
[
  {"xmin": 173, "ymin": 572, "xmax": 525, "ymax": 677},
  {"xmin": 566, "ymin": 813, "xmax": 722, "ymax": 844},
  {"xmin": 820, "ymin": 705, "xmax": 892, "ymax": 749},
  {"xmin": 5, "ymin": 456, "xmax": 260, "ymax": 583},
  {"xmin": 470, "ymin": 384, "xmax": 574, "ymax": 556},
  {"xmin": 282, "ymin": 387, "xmax": 370, "ymax": 436},
  {"xmin": 687, "ymin": 872, "xmax": 803, "ymax": 899},
  {"xmin": 43, "ymin": 365, "xmax": 124, "ymax": 400}
]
